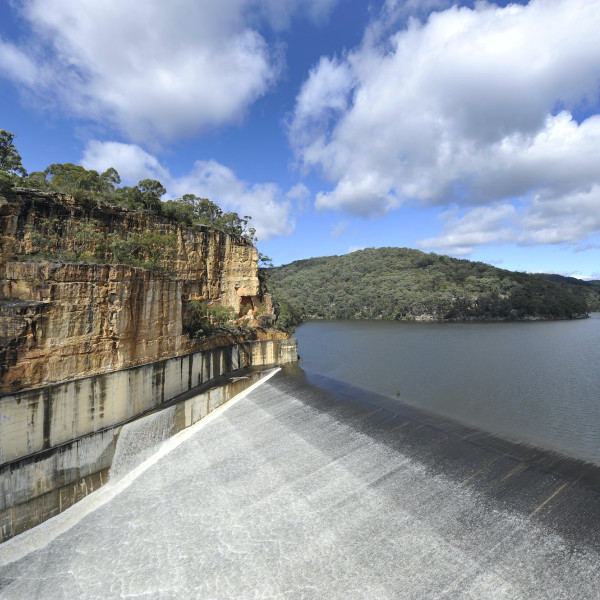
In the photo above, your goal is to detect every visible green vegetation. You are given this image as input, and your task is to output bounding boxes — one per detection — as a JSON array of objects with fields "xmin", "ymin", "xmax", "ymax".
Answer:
[
  {"xmin": 185, "ymin": 300, "xmax": 239, "ymax": 337},
  {"xmin": 533, "ymin": 273, "xmax": 600, "ymax": 311},
  {"xmin": 108, "ymin": 230, "xmax": 178, "ymax": 270},
  {"xmin": 1, "ymin": 129, "xmax": 257, "ymax": 245},
  {"xmin": 185, "ymin": 299, "xmax": 278, "ymax": 337},
  {"xmin": 19, "ymin": 215, "xmax": 178, "ymax": 270},
  {"xmin": 265, "ymin": 247, "xmax": 597, "ymax": 322},
  {"xmin": 0, "ymin": 129, "xmax": 27, "ymax": 195}
]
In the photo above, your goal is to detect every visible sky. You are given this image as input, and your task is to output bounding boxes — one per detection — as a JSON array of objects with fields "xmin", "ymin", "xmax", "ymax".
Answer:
[{"xmin": 1, "ymin": 0, "xmax": 599, "ymax": 278}]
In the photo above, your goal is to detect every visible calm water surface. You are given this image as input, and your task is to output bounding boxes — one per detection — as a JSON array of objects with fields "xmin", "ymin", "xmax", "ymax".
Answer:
[{"xmin": 295, "ymin": 314, "xmax": 600, "ymax": 464}]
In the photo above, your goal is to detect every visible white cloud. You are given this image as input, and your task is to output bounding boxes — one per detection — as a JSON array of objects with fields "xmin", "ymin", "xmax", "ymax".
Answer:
[
  {"xmin": 173, "ymin": 160, "xmax": 295, "ymax": 241},
  {"xmin": 0, "ymin": 37, "xmax": 41, "ymax": 86},
  {"xmin": 363, "ymin": 0, "xmax": 452, "ymax": 45},
  {"xmin": 286, "ymin": 182, "xmax": 311, "ymax": 212},
  {"xmin": 290, "ymin": 0, "xmax": 600, "ymax": 251},
  {"xmin": 330, "ymin": 220, "xmax": 349, "ymax": 237},
  {"xmin": 286, "ymin": 183, "xmax": 310, "ymax": 200},
  {"xmin": 289, "ymin": 56, "xmax": 355, "ymax": 148},
  {"xmin": 81, "ymin": 141, "xmax": 169, "ymax": 184},
  {"xmin": 257, "ymin": 0, "xmax": 338, "ymax": 30},
  {"xmin": 518, "ymin": 186, "xmax": 600, "ymax": 246},
  {"xmin": 419, "ymin": 184, "xmax": 600, "ymax": 254},
  {"xmin": 419, "ymin": 204, "xmax": 517, "ymax": 255},
  {"xmin": 81, "ymin": 141, "xmax": 295, "ymax": 242},
  {"xmin": 17, "ymin": 0, "xmax": 277, "ymax": 143},
  {"xmin": 4, "ymin": 0, "xmax": 337, "ymax": 143}
]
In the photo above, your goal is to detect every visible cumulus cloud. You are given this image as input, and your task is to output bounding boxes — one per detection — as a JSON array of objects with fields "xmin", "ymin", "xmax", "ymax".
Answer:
[
  {"xmin": 518, "ymin": 186, "xmax": 600, "ymax": 246},
  {"xmin": 81, "ymin": 141, "xmax": 295, "ymax": 242},
  {"xmin": 419, "ymin": 184, "xmax": 600, "ymax": 255},
  {"xmin": 290, "ymin": 56, "xmax": 355, "ymax": 148},
  {"xmin": 172, "ymin": 160, "xmax": 295, "ymax": 241},
  {"xmin": 286, "ymin": 183, "xmax": 310, "ymax": 200},
  {"xmin": 290, "ymin": 0, "xmax": 600, "ymax": 250},
  {"xmin": 418, "ymin": 204, "xmax": 518, "ymax": 255},
  {"xmin": 81, "ymin": 141, "xmax": 169, "ymax": 184},
  {"xmin": 4, "ymin": 0, "xmax": 337, "ymax": 143}
]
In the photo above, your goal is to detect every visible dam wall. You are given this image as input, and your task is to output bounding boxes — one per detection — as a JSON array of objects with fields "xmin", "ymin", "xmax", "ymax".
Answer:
[
  {"xmin": 0, "ymin": 338, "xmax": 298, "ymax": 542},
  {"xmin": 4, "ymin": 366, "xmax": 600, "ymax": 598}
]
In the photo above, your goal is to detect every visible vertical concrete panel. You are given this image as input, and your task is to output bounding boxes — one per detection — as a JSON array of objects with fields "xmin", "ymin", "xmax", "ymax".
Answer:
[
  {"xmin": 0, "ymin": 505, "xmax": 12, "ymax": 541},
  {"xmin": 202, "ymin": 354, "xmax": 210, "ymax": 384},
  {"xmin": 187, "ymin": 391, "xmax": 209, "ymax": 425},
  {"xmin": 230, "ymin": 345, "xmax": 240, "ymax": 371},
  {"xmin": 12, "ymin": 495, "xmax": 42, "ymax": 536},
  {"xmin": 7, "ymin": 460, "xmax": 38, "ymax": 508},
  {"xmin": 192, "ymin": 353, "xmax": 203, "ymax": 387},
  {"xmin": 239, "ymin": 342, "xmax": 251, "ymax": 369},
  {"xmin": 208, "ymin": 388, "xmax": 225, "ymax": 413},
  {"xmin": 164, "ymin": 355, "xmax": 187, "ymax": 401},
  {"xmin": 48, "ymin": 382, "xmax": 69, "ymax": 447},
  {"xmin": 221, "ymin": 348, "xmax": 228, "ymax": 375},
  {"xmin": 129, "ymin": 364, "xmax": 153, "ymax": 417},
  {"xmin": 0, "ymin": 390, "xmax": 45, "ymax": 463},
  {"xmin": 278, "ymin": 338, "xmax": 298, "ymax": 364},
  {"xmin": 184, "ymin": 398, "xmax": 193, "ymax": 428},
  {"xmin": 49, "ymin": 380, "xmax": 91, "ymax": 447},
  {"xmin": 32, "ymin": 455, "xmax": 57, "ymax": 500},
  {"xmin": 251, "ymin": 340, "xmax": 274, "ymax": 366},
  {"xmin": 98, "ymin": 370, "xmax": 129, "ymax": 427},
  {"xmin": 163, "ymin": 357, "xmax": 176, "ymax": 402},
  {"xmin": 80, "ymin": 377, "xmax": 96, "ymax": 434},
  {"xmin": 180, "ymin": 355, "xmax": 190, "ymax": 396}
]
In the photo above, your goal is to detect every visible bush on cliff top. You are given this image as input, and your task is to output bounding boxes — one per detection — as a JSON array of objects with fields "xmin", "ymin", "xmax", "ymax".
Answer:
[{"xmin": 2, "ymin": 129, "xmax": 257, "ymax": 244}]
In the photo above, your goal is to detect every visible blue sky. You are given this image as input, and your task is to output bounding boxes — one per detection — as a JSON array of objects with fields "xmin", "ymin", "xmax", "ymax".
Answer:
[{"xmin": 1, "ymin": 0, "xmax": 599, "ymax": 278}]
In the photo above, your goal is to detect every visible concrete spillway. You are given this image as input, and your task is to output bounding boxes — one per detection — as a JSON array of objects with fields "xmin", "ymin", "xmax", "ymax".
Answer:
[{"xmin": 1, "ymin": 366, "xmax": 600, "ymax": 599}]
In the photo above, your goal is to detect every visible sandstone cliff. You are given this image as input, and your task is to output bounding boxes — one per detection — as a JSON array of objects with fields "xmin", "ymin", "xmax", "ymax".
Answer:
[{"xmin": 0, "ymin": 189, "xmax": 284, "ymax": 393}]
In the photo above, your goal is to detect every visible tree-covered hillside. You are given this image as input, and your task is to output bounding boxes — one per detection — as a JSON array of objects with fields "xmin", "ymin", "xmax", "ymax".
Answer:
[
  {"xmin": 265, "ymin": 248, "xmax": 597, "ymax": 323},
  {"xmin": 534, "ymin": 273, "xmax": 600, "ymax": 292}
]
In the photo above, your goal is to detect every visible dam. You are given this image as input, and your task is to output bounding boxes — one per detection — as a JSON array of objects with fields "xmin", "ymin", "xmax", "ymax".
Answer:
[{"xmin": 2, "ymin": 366, "xmax": 600, "ymax": 599}]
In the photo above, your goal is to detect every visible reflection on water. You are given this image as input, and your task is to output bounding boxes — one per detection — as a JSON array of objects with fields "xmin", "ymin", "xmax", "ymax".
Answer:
[{"xmin": 295, "ymin": 313, "xmax": 600, "ymax": 464}]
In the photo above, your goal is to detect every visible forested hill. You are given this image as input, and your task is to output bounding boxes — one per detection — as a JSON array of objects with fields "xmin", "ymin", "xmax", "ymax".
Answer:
[{"xmin": 265, "ymin": 247, "xmax": 599, "ymax": 324}]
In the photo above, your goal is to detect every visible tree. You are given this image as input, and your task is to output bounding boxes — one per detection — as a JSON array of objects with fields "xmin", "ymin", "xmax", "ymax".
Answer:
[
  {"xmin": 73, "ymin": 220, "xmax": 104, "ymax": 259},
  {"xmin": 109, "ymin": 230, "xmax": 176, "ymax": 269},
  {"xmin": 100, "ymin": 168, "xmax": 121, "ymax": 193},
  {"xmin": 0, "ymin": 171, "xmax": 13, "ymax": 195},
  {"xmin": 136, "ymin": 179, "xmax": 166, "ymax": 212},
  {"xmin": 21, "ymin": 171, "xmax": 48, "ymax": 190},
  {"xmin": 43, "ymin": 163, "xmax": 103, "ymax": 193},
  {"xmin": 259, "ymin": 253, "xmax": 273, "ymax": 268},
  {"xmin": 209, "ymin": 304, "xmax": 237, "ymax": 326},
  {"xmin": 0, "ymin": 130, "xmax": 27, "ymax": 177},
  {"xmin": 182, "ymin": 194, "xmax": 223, "ymax": 224},
  {"xmin": 168, "ymin": 194, "xmax": 257, "ymax": 243}
]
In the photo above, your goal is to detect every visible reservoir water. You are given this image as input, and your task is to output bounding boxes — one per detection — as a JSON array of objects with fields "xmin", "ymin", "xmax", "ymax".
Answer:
[{"xmin": 295, "ymin": 314, "xmax": 600, "ymax": 465}]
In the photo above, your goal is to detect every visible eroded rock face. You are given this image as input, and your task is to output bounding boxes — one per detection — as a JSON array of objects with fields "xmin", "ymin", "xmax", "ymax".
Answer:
[{"xmin": 0, "ymin": 190, "xmax": 280, "ymax": 393}]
